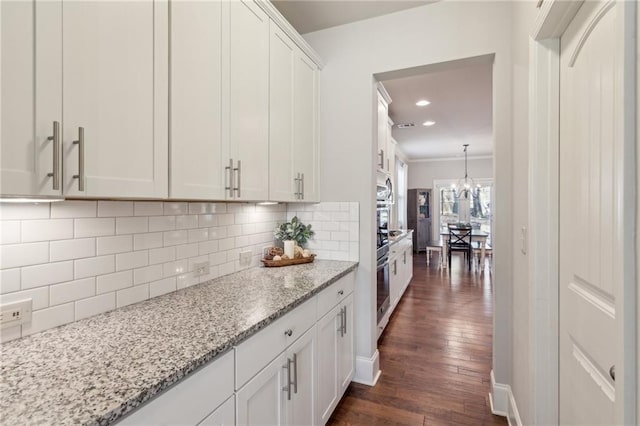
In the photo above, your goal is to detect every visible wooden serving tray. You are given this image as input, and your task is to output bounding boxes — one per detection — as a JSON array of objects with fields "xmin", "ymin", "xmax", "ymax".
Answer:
[{"xmin": 261, "ymin": 254, "xmax": 316, "ymax": 267}]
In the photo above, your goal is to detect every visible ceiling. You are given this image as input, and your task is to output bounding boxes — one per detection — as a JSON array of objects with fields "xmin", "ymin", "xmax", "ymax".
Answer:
[
  {"xmin": 272, "ymin": 0, "xmax": 433, "ymax": 34},
  {"xmin": 273, "ymin": 1, "xmax": 493, "ymax": 161}
]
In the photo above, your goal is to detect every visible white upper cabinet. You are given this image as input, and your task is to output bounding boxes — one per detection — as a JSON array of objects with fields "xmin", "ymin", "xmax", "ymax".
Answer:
[
  {"xmin": 1, "ymin": 0, "xmax": 63, "ymax": 198},
  {"xmin": 225, "ymin": 0, "xmax": 270, "ymax": 201},
  {"xmin": 269, "ymin": 23, "xmax": 296, "ymax": 202},
  {"xmin": 62, "ymin": 0, "xmax": 168, "ymax": 198},
  {"xmin": 170, "ymin": 0, "xmax": 224, "ymax": 200},
  {"xmin": 292, "ymin": 51, "xmax": 319, "ymax": 202}
]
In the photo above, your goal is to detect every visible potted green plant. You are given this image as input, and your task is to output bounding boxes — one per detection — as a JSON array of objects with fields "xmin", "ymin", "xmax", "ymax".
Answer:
[{"xmin": 274, "ymin": 216, "xmax": 315, "ymax": 248}]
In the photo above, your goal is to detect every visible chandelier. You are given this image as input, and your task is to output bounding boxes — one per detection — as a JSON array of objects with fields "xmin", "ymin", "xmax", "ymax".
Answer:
[{"xmin": 455, "ymin": 144, "xmax": 475, "ymax": 200}]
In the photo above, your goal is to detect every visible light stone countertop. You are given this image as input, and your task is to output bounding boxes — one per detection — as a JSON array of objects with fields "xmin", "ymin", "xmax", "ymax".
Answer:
[
  {"xmin": 388, "ymin": 229, "xmax": 413, "ymax": 245},
  {"xmin": 0, "ymin": 260, "xmax": 358, "ymax": 426}
]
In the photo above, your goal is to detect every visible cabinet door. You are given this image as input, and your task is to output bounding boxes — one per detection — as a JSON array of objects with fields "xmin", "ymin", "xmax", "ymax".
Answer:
[
  {"xmin": 376, "ymin": 92, "xmax": 388, "ymax": 171},
  {"xmin": 293, "ymin": 51, "xmax": 319, "ymax": 202},
  {"xmin": 386, "ymin": 120, "xmax": 394, "ymax": 173},
  {"xmin": 389, "ymin": 257, "xmax": 400, "ymax": 309},
  {"xmin": 170, "ymin": 0, "xmax": 224, "ymax": 200},
  {"xmin": 287, "ymin": 327, "xmax": 316, "ymax": 426},
  {"xmin": 62, "ymin": 0, "xmax": 168, "ymax": 198},
  {"xmin": 316, "ymin": 306, "xmax": 340, "ymax": 425},
  {"xmin": 225, "ymin": 0, "xmax": 269, "ymax": 201},
  {"xmin": 200, "ymin": 396, "xmax": 235, "ymax": 426},
  {"xmin": 1, "ymin": 0, "xmax": 62, "ymax": 197},
  {"xmin": 338, "ymin": 294, "xmax": 354, "ymax": 394},
  {"xmin": 236, "ymin": 352, "xmax": 287, "ymax": 426},
  {"xmin": 268, "ymin": 23, "xmax": 296, "ymax": 202}
]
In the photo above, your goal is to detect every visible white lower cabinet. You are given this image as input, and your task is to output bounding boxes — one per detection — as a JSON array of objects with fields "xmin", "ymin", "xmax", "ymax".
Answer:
[
  {"xmin": 287, "ymin": 328, "xmax": 316, "ymax": 426},
  {"xmin": 201, "ymin": 396, "xmax": 235, "ymax": 426},
  {"xmin": 118, "ymin": 350, "xmax": 234, "ymax": 425}
]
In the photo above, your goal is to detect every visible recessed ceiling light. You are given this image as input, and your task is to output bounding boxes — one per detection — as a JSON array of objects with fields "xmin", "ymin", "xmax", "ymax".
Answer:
[
  {"xmin": 416, "ymin": 100, "xmax": 430, "ymax": 107},
  {"xmin": 422, "ymin": 121, "xmax": 436, "ymax": 126}
]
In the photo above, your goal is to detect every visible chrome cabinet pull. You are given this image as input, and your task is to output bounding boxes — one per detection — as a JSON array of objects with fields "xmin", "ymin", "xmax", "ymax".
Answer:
[
  {"xmin": 342, "ymin": 305, "xmax": 347, "ymax": 335},
  {"xmin": 291, "ymin": 353, "xmax": 298, "ymax": 394},
  {"xmin": 233, "ymin": 160, "xmax": 241, "ymax": 198},
  {"xmin": 403, "ymin": 251, "xmax": 407, "ymax": 264},
  {"xmin": 225, "ymin": 159, "xmax": 232, "ymax": 197},
  {"xmin": 46, "ymin": 121, "xmax": 61, "ymax": 190},
  {"xmin": 294, "ymin": 173, "xmax": 301, "ymax": 199},
  {"xmin": 378, "ymin": 150, "xmax": 384, "ymax": 169},
  {"xmin": 609, "ymin": 365, "xmax": 615, "ymax": 381},
  {"xmin": 301, "ymin": 173, "xmax": 304, "ymax": 200},
  {"xmin": 338, "ymin": 289, "xmax": 344, "ymax": 296},
  {"xmin": 284, "ymin": 328, "xmax": 293, "ymax": 337},
  {"xmin": 282, "ymin": 361, "xmax": 291, "ymax": 401},
  {"xmin": 72, "ymin": 127, "xmax": 85, "ymax": 191},
  {"xmin": 393, "ymin": 260, "xmax": 397, "ymax": 275},
  {"xmin": 337, "ymin": 308, "xmax": 344, "ymax": 337}
]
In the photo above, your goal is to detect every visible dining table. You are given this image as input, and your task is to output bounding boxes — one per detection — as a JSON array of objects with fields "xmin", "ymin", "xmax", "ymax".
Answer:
[{"xmin": 440, "ymin": 229, "xmax": 489, "ymax": 268}]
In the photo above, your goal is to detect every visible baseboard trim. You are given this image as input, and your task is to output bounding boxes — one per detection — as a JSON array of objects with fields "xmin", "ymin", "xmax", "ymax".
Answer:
[
  {"xmin": 490, "ymin": 370, "xmax": 523, "ymax": 426},
  {"xmin": 352, "ymin": 350, "xmax": 381, "ymax": 386}
]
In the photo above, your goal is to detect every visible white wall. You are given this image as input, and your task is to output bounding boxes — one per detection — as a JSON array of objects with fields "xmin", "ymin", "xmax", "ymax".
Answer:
[
  {"xmin": 408, "ymin": 157, "xmax": 493, "ymax": 189},
  {"xmin": 304, "ymin": 0, "xmax": 514, "ymax": 385}
]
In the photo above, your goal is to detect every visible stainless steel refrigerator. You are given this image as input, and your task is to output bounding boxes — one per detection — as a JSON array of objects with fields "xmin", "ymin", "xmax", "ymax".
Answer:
[{"xmin": 407, "ymin": 189, "xmax": 432, "ymax": 253}]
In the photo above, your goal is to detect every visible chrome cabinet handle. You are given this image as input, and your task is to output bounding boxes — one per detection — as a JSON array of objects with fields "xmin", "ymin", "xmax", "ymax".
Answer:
[
  {"xmin": 282, "ymin": 361, "xmax": 291, "ymax": 401},
  {"xmin": 342, "ymin": 305, "xmax": 347, "ymax": 335},
  {"xmin": 403, "ymin": 251, "xmax": 407, "ymax": 264},
  {"xmin": 225, "ymin": 159, "xmax": 233, "ymax": 197},
  {"xmin": 72, "ymin": 127, "xmax": 85, "ymax": 191},
  {"xmin": 47, "ymin": 121, "xmax": 61, "ymax": 190},
  {"xmin": 610, "ymin": 365, "xmax": 615, "ymax": 381},
  {"xmin": 233, "ymin": 160, "xmax": 241, "ymax": 198},
  {"xmin": 393, "ymin": 260, "xmax": 397, "ymax": 275},
  {"xmin": 338, "ymin": 289, "xmax": 344, "ymax": 296},
  {"xmin": 284, "ymin": 328, "xmax": 293, "ymax": 337},
  {"xmin": 379, "ymin": 150, "xmax": 384, "ymax": 169},
  {"xmin": 337, "ymin": 308, "xmax": 344, "ymax": 337},
  {"xmin": 291, "ymin": 353, "xmax": 298, "ymax": 394},
  {"xmin": 301, "ymin": 173, "xmax": 304, "ymax": 200},
  {"xmin": 294, "ymin": 173, "xmax": 301, "ymax": 199}
]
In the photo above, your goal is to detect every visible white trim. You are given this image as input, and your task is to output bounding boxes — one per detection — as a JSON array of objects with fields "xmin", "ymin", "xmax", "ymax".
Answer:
[
  {"xmin": 408, "ymin": 155, "xmax": 493, "ymax": 163},
  {"xmin": 352, "ymin": 350, "xmax": 381, "ymax": 386},
  {"xmin": 532, "ymin": 0, "xmax": 583, "ymax": 40},
  {"xmin": 377, "ymin": 82, "xmax": 392, "ymax": 105},
  {"xmin": 490, "ymin": 370, "xmax": 523, "ymax": 426}
]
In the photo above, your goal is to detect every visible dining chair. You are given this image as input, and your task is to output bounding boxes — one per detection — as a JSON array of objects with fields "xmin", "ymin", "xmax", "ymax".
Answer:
[{"xmin": 447, "ymin": 224, "xmax": 473, "ymax": 270}]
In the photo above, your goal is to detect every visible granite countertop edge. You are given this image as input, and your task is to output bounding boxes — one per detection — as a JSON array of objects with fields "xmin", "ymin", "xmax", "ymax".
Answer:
[{"xmin": 106, "ymin": 262, "xmax": 358, "ymax": 425}]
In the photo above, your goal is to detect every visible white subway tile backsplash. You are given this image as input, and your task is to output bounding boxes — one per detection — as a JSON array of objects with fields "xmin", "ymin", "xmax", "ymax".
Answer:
[
  {"xmin": 1, "ymin": 221, "xmax": 21, "ymax": 244},
  {"xmin": 51, "ymin": 201, "xmax": 96, "ymax": 218},
  {"xmin": 50, "ymin": 238, "xmax": 96, "ymax": 262},
  {"xmin": 133, "ymin": 232, "xmax": 164, "ymax": 250},
  {"xmin": 75, "ymin": 218, "xmax": 114, "ymax": 238},
  {"xmin": 163, "ymin": 202, "xmax": 187, "ymax": 216},
  {"xmin": 22, "ymin": 303, "xmax": 74, "ymax": 336},
  {"xmin": 0, "ymin": 287, "xmax": 49, "ymax": 310},
  {"xmin": 133, "ymin": 264, "xmax": 163, "ymax": 285},
  {"xmin": 149, "ymin": 277, "xmax": 176, "ymax": 298},
  {"xmin": 149, "ymin": 247, "xmax": 175, "ymax": 265},
  {"xmin": 98, "ymin": 201, "xmax": 134, "ymax": 217},
  {"xmin": 134, "ymin": 201, "xmax": 163, "ymax": 217},
  {"xmin": 117, "ymin": 284, "xmax": 149, "ymax": 308},
  {"xmin": 1, "ymin": 200, "xmax": 359, "ymax": 342},
  {"xmin": 149, "ymin": 216, "xmax": 176, "ymax": 232},
  {"xmin": 116, "ymin": 250, "xmax": 148, "ymax": 271},
  {"xmin": 22, "ymin": 261, "xmax": 73, "ymax": 290},
  {"xmin": 116, "ymin": 217, "xmax": 148, "ymax": 235},
  {"xmin": 97, "ymin": 271, "xmax": 133, "ymax": 294},
  {"xmin": 75, "ymin": 255, "xmax": 115, "ymax": 279},
  {"xmin": 96, "ymin": 235, "xmax": 133, "ymax": 256},
  {"xmin": 0, "ymin": 203, "xmax": 50, "ymax": 220},
  {"xmin": 50, "ymin": 278, "xmax": 96, "ymax": 306},
  {"xmin": 75, "ymin": 293, "xmax": 115, "ymax": 321},
  {"xmin": 1, "ymin": 242, "xmax": 49, "ymax": 269},
  {"xmin": 0, "ymin": 268, "xmax": 21, "ymax": 294}
]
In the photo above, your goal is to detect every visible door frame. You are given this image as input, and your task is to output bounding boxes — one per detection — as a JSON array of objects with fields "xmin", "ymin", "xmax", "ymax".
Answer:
[{"xmin": 529, "ymin": 0, "xmax": 637, "ymax": 423}]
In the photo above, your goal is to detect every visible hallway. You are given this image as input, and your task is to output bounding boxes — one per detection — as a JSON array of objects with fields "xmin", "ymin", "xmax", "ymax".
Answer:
[{"xmin": 328, "ymin": 254, "xmax": 507, "ymax": 425}]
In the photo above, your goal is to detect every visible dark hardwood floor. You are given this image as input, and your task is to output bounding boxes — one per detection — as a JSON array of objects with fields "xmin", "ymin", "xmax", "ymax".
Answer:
[{"xmin": 328, "ymin": 253, "xmax": 507, "ymax": 426}]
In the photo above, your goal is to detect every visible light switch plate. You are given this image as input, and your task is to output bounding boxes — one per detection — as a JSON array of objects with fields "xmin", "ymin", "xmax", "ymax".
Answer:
[
  {"xmin": 193, "ymin": 261, "xmax": 210, "ymax": 277},
  {"xmin": 239, "ymin": 250, "xmax": 252, "ymax": 267},
  {"xmin": 1, "ymin": 299, "xmax": 32, "ymax": 329}
]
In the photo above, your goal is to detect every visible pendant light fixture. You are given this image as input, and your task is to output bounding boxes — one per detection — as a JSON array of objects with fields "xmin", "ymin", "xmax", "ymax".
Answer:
[{"xmin": 455, "ymin": 144, "xmax": 475, "ymax": 199}]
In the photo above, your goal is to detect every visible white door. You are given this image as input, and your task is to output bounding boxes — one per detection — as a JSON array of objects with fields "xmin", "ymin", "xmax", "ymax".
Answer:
[
  {"xmin": 293, "ymin": 51, "xmax": 319, "ymax": 202},
  {"xmin": 62, "ymin": 0, "xmax": 168, "ymax": 198},
  {"xmin": 225, "ymin": 0, "xmax": 269, "ymax": 201},
  {"xmin": 268, "ymin": 23, "xmax": 296, "ymax": 203},
  {"xmin": 236, "ymin": 352, "xmax": 287, "ymax": 426},
  {"xmin": 287, "ymin": 327, "xmax": 316, "ymax": 426},
  {"xmin": 559, "ymin": 0, "xmax": 635, "ymax": 423},
  {"xmin": 338, "ymin": 294, "xmax": 354, "ymax": 394},
  {"xmin": 1, "ymin": 0, "xmax": 62, "ymax": 197},
  {"xmin": 170, "ymin": 0, "xmax": 224, "ymax": 200},
  {"xmin": 316, "ymin": 306, "xmax": 340, "ymax": 425}
]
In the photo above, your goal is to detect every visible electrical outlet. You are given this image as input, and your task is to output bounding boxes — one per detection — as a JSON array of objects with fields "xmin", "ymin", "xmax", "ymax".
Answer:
[
  {"xmin": 1, "ymin": 299, "xmax": 32, "ymax": 329},
  {"xmin": 193, "ymin": 261, "xmax": 210, "ymax": 277},
  {"xmin": 239, "ymin": 250, "xmax": 253, "ymax": 267}
]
